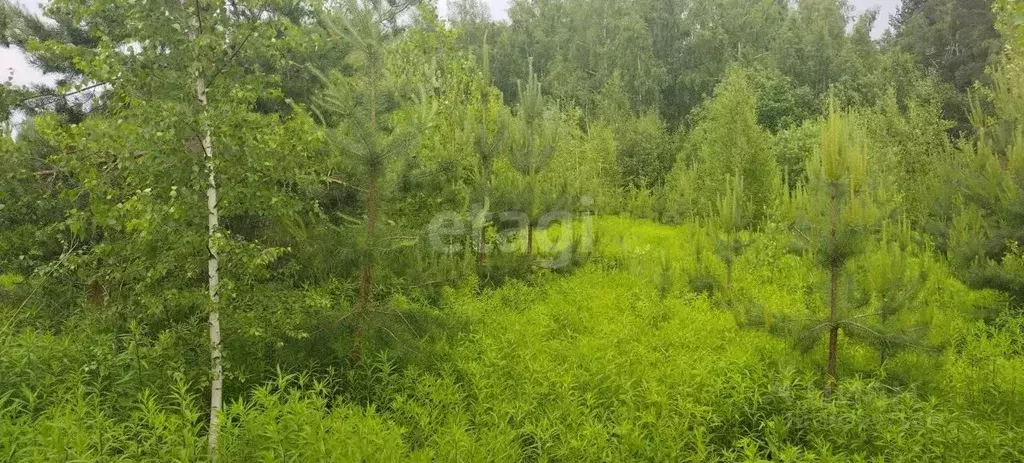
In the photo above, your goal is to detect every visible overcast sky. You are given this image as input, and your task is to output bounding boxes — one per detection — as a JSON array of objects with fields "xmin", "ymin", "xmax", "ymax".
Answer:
[
  {"xmin": 435, "ymin": 0, "xmax": 900, "ymax": 34},
  {"xmin": 3, "ymin": 0, "xmax": 900, "ymax": 87}
]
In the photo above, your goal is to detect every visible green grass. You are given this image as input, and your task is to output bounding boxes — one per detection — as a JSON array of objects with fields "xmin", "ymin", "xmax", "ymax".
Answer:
[{"xmin": 2, "ymin": 217, "xmax": 1023, "ymax": 461}]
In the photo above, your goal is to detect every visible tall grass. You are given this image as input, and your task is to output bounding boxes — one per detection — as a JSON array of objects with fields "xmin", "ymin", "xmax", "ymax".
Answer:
[{"xmin": 2, "ymin": 217, "xmax": 1023, "ymax": 461}]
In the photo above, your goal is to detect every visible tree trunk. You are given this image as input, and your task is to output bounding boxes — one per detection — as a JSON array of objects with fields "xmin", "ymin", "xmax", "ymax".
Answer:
[
  {"xmin": 725, "ymin": 262, "xmax": 733, "ymax": 303},
  {"xmin": 826, "ymin": 262, "xmax": 838, "ymax": 397},
  {"xmin": 353, "ymin": 78, "xmax": 378, "ymax": 354},
  {"xmin": 526, "ymin": 222, "xmax": 534, "ymax": 255},
  {"xmin": 477, "ymin": 225, "xmax": 487, "ymax": 265},
  {"xmin": 475, "ymin": 193, "xmax": 488, "ymax": 266},
  {"xmin": 196, "ymin": 69, "xmax": 223, "ymax": 461},
  {"xmin": 183, "ymin": 2, "xmax": 223, "ymax": 457},
  {"xmin": 354, "ymin": 172, "xmax": 376, "ymax": 354},
  {"xmin": 826, "ymin": 327, "xmax": 838, "ymax": 396}
]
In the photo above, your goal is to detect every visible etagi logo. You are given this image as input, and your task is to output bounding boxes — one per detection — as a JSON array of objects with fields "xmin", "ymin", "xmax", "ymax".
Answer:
[{"xmin": 427, "ymin": 197, "xmax": 595, "ymax": 269}]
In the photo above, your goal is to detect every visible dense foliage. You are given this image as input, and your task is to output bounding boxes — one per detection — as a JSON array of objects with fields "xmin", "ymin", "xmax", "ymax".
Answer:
[{"xmin": 3, "ymin": 0, "xmax": 1024, "ymax": 460}]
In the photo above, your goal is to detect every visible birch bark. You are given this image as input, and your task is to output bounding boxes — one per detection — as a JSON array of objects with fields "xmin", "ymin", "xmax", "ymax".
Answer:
[{"xmin": 182, "ymin": 1, "xmax": 224, "ymax": 456}]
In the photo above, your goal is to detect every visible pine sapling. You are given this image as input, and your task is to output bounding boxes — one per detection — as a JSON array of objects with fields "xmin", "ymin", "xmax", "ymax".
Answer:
[
  {"xmin": 508, "ymin": 58, "xmax": 558, "ymax": 257},
  {"xmin": 786, "ymin": 101, "xmax": 878, "ymax": 396}
]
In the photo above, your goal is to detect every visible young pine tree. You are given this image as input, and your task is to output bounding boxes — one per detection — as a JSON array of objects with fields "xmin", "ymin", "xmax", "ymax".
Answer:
[
  {"xmin": 468, "ymin": 33, "xmax": 509, "ymax": 266},
  {"xmin": 711, "ymin": 174, "xmax": 749, "ymax": 304},
  {"xmin": 786, "ymin": 101, "xmax": 879, "ymax": 395},
  {"xmin": 947, "ymin": 58, "xmax": 1024, "ymax": 308},
  {"xmin": 672, "ymin": 66, "xmax": 777, "ymax": 224},
  {"xmin": 855, "ymin": 234, "xmax": 928, "ymax": 367},
  {"xmin": 508, "ymin": 58, "xmax": 559, "ymax": 256},
  {"xmin": 315, "ymin": 0, "xmax": 424, "ymax": 350}
]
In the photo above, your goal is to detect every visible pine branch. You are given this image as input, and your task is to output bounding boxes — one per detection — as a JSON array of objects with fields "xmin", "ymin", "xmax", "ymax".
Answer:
[{"xmin": 17, "ymin": 82, "xmax": 108, "ymax": 106}]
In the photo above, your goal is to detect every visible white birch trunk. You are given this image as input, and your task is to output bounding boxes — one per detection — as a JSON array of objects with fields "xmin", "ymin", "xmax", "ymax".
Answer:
[
  {"xmin": 196, "ymin": 72, "xmax": 224, "ymax": 460},
  {"xmin": 183, "ymin": 6, "xmax": 224, "ymax": 456}
]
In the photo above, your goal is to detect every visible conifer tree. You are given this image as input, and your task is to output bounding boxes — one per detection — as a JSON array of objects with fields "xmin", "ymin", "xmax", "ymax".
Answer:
[
  {"xmin": 712, "ymin": 174, "xmax": 749, "ymax": 303},
  {"xmin": 508, "ymin": 58, "xmax": 558, "ymax": 255},
  {"xmin": 947, "ymin": 102, "xmax": 1024, "ymax": 307},
  {"xmin": 0, "ymin": 0, "xmax": 116, "ymax": 121},
  {"xmin": 757, "ymin": 106, "xmax": 930, "ymax": 393},
  {"xmin": 855, "ymin": 234, "xmax": 928, "ymax": 366},
  {"xmin": 315, "ymin": 0, "xmax": 423, "ymax": 348},
  {"xmin": 786, "ymin": 101, "xmax": 878, "ymax": 395},
  {"xmin": 468, "ymin": 33, "xmax": 509, "ymax": 265},
  {"xmin": 672, "ymin": 66, "xmax": 776, "ymax": 223},
  {"xmin": 945, "ymin": 16, "xmax": 1024, "ymax": 307}
]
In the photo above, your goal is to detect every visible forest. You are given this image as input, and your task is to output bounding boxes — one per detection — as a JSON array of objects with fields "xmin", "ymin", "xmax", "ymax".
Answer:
[{"xmin": 1, "ymin": 0, "xmax": 1024, "ymax": 460}]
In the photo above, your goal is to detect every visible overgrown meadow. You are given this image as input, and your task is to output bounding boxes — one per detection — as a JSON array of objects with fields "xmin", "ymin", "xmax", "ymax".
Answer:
[{"xmin": 3, "ymin": 0, "xmax": 1024, "ymax": 461}]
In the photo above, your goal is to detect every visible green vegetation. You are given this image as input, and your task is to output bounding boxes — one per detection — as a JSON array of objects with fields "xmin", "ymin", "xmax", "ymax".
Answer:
[{"xmin": 3, "ymin": 0, "xmax": 1024, "ymax": 460}]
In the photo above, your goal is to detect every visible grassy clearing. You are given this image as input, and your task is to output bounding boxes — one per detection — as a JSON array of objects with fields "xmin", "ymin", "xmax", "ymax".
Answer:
[{"xmin": 3, "ymin": 218, "xmax": 1023, "ymax": 461}]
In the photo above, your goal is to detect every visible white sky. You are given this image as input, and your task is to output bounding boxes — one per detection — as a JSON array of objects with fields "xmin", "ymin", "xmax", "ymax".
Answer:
[
  {"xmin": 435, "ymin": 0, "xmax": 899, "ymax": 34},
  {"xmin": 3, "ymin": 0, "xmax": 900, "ymax": 88},
  {"xmin": 2, "ymin": 1, "xmax": 53, "ymax": 86}
]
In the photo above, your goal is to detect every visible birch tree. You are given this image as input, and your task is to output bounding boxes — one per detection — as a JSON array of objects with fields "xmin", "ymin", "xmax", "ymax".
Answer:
[
  {"xmin": 178, "ymin": 0, "xmax": 224, "ymax": 455},
  {"xmin": 29, "ymin": 0, "xmax": 322, "ymax": 459}
]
